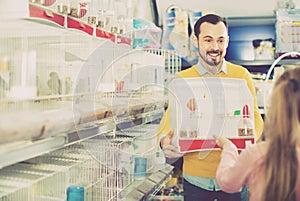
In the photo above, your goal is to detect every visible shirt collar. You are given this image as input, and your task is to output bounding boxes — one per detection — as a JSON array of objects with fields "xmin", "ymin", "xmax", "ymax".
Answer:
[{"xmin": 197, "ymin": 58, "xmax": 227, "ymax": 75}]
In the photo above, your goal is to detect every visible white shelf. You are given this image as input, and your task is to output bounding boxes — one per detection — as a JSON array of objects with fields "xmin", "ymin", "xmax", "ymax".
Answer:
[
  {"xmin": 226, "ymin": 15, "xmax": 276, "ymax": 27},
  {"xmin": 230, "ymin": 59, "xmax": 300, "ymax": 67},
  {"xmin": 0, "ymin": 105, "xmax": 164, "ymax": 170},
  {"xmin": 0, "ymin": 136, "xmax": 66, "ymax": 169}
]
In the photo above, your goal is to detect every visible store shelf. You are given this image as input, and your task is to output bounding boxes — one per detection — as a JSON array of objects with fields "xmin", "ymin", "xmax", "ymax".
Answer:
[
  {"xmin": 0, "ymin": 136, "xmax": 66, "ymax": 169},
  {"xmin": 226, "ymin": 15, "xmax": 276, "ymax": 27},
  {"xmin": 28, "ymin": 2, "xmax": 132, "ymax": 45},
  {"xmin": 28, "ymin": 2, "xmax": 65, "ymax": 27},
  {"xmin": 230, "ymin": 59, "xmax": 300, "ymax": 67},
  {"xmin": 0, "ymin": 103, "xmax": 165, "ymax": 170},
  {"xmin": 120, "ymin": 164, "xmax": 174, "ymax": 201},
  {"xmin": 230, "ymin": 59, "xmax": 300, "ymax": 74},
  {"xmin": 0, "ymin": 1, "xmax": 171, "ymax": 200}
]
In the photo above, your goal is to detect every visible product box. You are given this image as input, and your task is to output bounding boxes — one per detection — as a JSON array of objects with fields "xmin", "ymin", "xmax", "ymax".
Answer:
[
  {"xmin": 275, "ymin": 9, "xmax": 300, "ymax": 58},
  {"xmin": 169, "ymin": 77, "xmax": 255, "ymax": 153}
]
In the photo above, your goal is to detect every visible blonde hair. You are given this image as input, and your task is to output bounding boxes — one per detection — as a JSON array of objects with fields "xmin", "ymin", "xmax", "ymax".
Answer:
[{"xmin": 263, "ymin": 67, "xmax": 300, "ymax": 201}]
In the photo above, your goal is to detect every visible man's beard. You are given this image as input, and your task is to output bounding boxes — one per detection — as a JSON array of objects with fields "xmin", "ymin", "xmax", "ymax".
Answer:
[{"xmin": 199, "ymin": 50, "xmax": 222, "ymax": 67}]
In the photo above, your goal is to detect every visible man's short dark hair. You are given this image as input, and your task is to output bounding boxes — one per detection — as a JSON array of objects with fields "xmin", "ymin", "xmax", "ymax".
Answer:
[{"xmin": 194, "ymin": 14, "xmax": 228, "ymax": 38}]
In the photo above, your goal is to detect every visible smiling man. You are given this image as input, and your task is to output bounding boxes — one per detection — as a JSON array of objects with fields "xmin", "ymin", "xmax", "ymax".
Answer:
[
  {"xmin": 194, "ymin": 15, "xmax": 229, "ymax": 74},
  {"xmin": 157, "ymin": 14, "xmax": 264, "ymax": 201}
]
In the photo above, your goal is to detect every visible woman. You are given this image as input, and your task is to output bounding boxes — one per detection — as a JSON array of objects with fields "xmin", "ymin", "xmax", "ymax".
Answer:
[{"xmin": 216, "ymin": 67, "xmax": 300, "ymax": 201}]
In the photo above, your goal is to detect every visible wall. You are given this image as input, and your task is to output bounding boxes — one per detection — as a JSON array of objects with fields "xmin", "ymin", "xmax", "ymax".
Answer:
[
  {"xmin": 156, "ymin": 0, "xmax": 277, "ymax": 18},
  {"xmin": 155, "ymin": 0, "xmax": 299, "ymax": 62},
  {"xmin": 156, "ymin": 0, "xmax": 300, "ymax": 24},
  {"xmin": 0, "ymin": 0, "xmax": 29, "ymax": 19}
]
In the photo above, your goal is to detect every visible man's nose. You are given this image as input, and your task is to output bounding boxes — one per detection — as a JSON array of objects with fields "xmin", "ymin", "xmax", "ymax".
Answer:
[{"xmin": 211, "ymin": 41, "xmax": 219, "ymax": 50}]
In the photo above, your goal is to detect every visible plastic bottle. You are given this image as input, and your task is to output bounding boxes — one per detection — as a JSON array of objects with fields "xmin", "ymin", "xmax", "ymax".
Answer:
[
  {"xmin": 237, "ymin": 105, "xmax": 254, "ymax": 136},
  {"xmin": 134, "ymin": 156, "xmax": 147, "ymax": 180},
  {"xmin": 66, "ymin": 186, "xmax": 84, "ymax": 201}
]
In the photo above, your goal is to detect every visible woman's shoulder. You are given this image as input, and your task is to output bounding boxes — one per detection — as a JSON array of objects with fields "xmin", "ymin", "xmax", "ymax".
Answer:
[{"xmin": 240, "ymin": 141, "xmax": 268, "ymax": 160}]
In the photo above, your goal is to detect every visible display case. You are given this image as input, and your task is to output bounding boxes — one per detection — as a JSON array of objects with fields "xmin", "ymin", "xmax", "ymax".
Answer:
[{"xmin": 0, "ymin": 1, "xmax": 182, "ymax": 200}]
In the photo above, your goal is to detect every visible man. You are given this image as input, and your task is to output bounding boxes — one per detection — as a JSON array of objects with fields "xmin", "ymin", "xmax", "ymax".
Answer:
[{"xmin": 158, "ymin": 14, "xmax": 264, "ymax": 201}]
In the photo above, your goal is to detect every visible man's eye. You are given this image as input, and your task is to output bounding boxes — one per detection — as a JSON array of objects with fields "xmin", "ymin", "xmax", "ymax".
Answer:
[{"xmin": 205, "ymin": 39, "xmax": 212, "ymax": 43}]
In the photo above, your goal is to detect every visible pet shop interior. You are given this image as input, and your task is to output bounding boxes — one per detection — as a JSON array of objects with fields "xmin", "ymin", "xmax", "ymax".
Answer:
[{"xmin": 0, "ymin": 0, "xmax": 299, "ymax": 200}]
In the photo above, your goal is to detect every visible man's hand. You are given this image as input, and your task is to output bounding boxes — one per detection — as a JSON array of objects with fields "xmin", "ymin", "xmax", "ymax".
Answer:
[{"xmin": 160, "ymin": 129, "xmax": 184, "ymax": 158}]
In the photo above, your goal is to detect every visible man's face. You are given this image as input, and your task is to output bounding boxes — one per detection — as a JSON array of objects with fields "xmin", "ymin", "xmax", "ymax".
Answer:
[{"xmin": 194, "ymin": 22, "xmax": 229, "ymax": 69}]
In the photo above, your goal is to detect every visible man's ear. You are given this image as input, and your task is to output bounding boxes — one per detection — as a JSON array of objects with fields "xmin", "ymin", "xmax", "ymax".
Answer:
[
  {"xmin": 226, "ymin": 36, "xmax": 230, "ymax": 48},
  {"xmin": 192, "ymin": 34, "xmax": 198, "ymax": 46}
]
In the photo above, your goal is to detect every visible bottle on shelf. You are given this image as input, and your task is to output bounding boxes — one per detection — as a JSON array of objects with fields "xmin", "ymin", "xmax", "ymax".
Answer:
[
  {"xmin": 66, "ymin": 186, "xmax": 84, "ymax": 201},
  {"xmin": 134, "ymin": 156, "xmax": 147, "ymax": 180},
  {"xmin": 237, "ymin": 104, "xmax": 254, "ymax": 136}
]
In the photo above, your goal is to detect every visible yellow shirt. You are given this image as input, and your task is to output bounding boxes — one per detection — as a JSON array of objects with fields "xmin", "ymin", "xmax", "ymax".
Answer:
[{"xmin": 157, "ymin": 62, "xmax": 264, "ymax": 178}]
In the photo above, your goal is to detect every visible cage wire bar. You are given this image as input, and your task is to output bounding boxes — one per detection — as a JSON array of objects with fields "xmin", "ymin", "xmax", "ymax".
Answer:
[
  {"xmin": 0, "ymin": 49, "xmax": 181, "ymax": 112},
  {"xmin": 0, "ymin": 135, "xmax": 133, "ymax": 201},
  {"xmin": 0, "ymin": 44, "xmax": 181, "ymax": 200},
  {"xmin": 0, "ymin": 122, "xmax": 163, "ymax": 200},
  {"xmin": 144, "ymin": 49, "xmax": 182, "ymax": 90}
]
